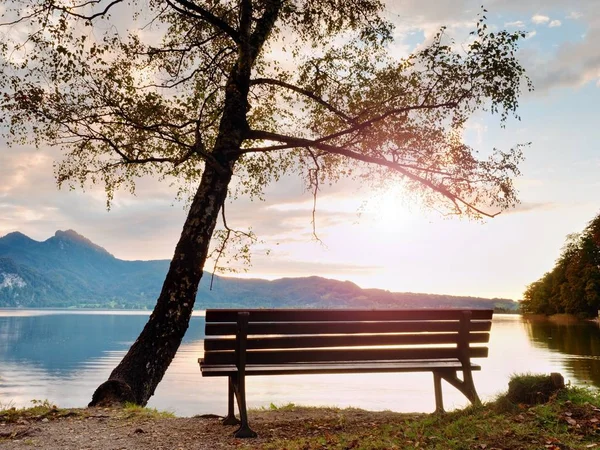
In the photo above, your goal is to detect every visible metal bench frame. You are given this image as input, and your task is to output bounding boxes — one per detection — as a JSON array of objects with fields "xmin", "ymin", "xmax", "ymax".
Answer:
[{"xmin": 199, "ymin": 308, "xmax": 492, "ymax": 438}]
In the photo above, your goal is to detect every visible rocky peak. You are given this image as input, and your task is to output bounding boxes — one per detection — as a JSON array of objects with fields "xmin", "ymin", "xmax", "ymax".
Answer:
[
  {"xmin": 0, "ymin": 231, "xmax": 37, "ymax": 246},
  {"xmin": 50, "ymin": 230, "xmax": 113, "ymax": 257}
]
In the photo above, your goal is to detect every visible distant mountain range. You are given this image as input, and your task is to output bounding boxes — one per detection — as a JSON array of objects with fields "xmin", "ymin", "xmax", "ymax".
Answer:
[{"xmin": 0, "ymin": 230, "xmax": 519, "ymax": 311}]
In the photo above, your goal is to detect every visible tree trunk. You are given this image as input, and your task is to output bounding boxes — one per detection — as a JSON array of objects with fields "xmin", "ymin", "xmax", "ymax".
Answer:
[
  {"xmin": 89, "ymin": 70, "xmax": 252, "ymax": 406},
  {"xmin": 89, "ymin": 0, "xmax": 281, "ymax": 408},
  {"xmin": 89, "ymin": 159, "xmax": 234, "ymax": 406}
]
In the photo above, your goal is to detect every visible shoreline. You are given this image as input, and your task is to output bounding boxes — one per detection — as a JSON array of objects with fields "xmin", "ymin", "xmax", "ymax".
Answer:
[
  {"xmin": 522, "ymin": 312, "xmax": 600, "ymax": 324},
  {"xmin": 1, "ymin": 385, "xmax": 599, "ymax": 449}
]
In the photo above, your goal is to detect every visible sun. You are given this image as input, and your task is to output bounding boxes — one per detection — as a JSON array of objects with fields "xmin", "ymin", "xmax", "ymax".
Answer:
[{"xmin": 362, "ymin": 184, "xmax": 414, "ymax": 232}]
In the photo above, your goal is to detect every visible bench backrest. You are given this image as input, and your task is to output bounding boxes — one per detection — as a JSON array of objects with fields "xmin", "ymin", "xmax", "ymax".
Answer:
[{"xmin": 202, "ymin": 309, "xmax": 493, "ymax": 366}]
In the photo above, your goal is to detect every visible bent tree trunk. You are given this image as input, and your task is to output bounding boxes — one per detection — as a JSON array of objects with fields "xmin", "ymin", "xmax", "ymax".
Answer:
[
  {"xmin": 89, "ymin": 161, "xmax": 234, "ymax": 406},
  {"xmin": 89, "ymin": 0, "xmax": 279, "ymax": 407}
]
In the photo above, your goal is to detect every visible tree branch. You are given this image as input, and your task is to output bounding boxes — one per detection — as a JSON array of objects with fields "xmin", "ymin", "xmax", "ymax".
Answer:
[
  {"xmin": 167, "ymin": 0, "xmax": 241, "ymax": 44},
  {"xmin": 314, "ymin": 100, "xmax": 459, "ymax": 144},
  {"xmin": 0, "ymin": 6, "xmax": 47, "ymax": 26},
  {"xmin": 250, "ymin": 78, "xmax": 356, "ymax": 124},
  {"xmin": 1, "ymin": 0, "xmax": 123, "ymax": 26},
  {"xmin": 246, "ymin": 129, "xmax": 498, "ymax": 218},
  {"xmin": 209, "ymin": 202, "xmax": 257, "ymax": 289},
  {"xmin": 306, "ymin": 148, "xmax": 324, "ymax": 243},
  {"xmin": 54, "ymin": 0, "xmax": 124, "ymax": 20}
]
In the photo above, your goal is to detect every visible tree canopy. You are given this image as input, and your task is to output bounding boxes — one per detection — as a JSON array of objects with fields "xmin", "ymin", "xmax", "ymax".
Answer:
[
  {"xmin": 1, "ymin": 1, "xmax": 528, "ymax": 218},
  {"xmin": 522, "ymin": 212, "xmax": 600, "ymax": 317},
  {"xmin": 0, "ymin": 0, "xmax": 532, "ymax": 406}
]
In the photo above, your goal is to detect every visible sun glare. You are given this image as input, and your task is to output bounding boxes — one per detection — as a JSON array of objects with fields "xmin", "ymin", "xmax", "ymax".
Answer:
[{"xmin": 363, "ymin": 184, "xmax": 414, "ymax": 232}]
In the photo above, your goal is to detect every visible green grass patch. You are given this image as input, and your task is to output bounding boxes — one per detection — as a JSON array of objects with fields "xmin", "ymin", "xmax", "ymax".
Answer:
[
  {"xmin": 249, "ymin": 382, "xmax": 600, "ymax": 450},
  {"xmin": 0, "ymin": 399, "xmax": 83, "ymax": 424},
  {"xmin": 251, "ymin": 402, "xmax": 341, "ymax": 412},
  {"xmin": 120, "ymin": 402, "xmax": 175, "ymax": 419},
  {"xmin": 0, "ymin": 399, "xmax": 175, "ymax": 424}
]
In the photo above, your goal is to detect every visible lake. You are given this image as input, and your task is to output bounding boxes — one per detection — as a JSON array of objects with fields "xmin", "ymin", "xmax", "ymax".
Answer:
[{"xmin": 0, "ymin": 311, "xmax": 599, "ymax": 416}]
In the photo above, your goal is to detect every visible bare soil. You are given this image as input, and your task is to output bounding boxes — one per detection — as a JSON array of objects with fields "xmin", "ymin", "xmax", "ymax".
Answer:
[{"xmin": 0, "ymin": 406, "xmax": 413, "ymax": 449}]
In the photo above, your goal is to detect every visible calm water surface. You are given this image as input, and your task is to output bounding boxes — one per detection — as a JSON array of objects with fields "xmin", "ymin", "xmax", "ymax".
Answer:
[{"xmin": 0, "ymin": 311, "xmax": 598, "ymax": 416}]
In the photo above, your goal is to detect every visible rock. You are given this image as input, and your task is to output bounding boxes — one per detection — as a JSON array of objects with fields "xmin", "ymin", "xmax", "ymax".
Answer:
[
  {"xmin": 551, "ymin": 372, "xmax": 565, "ymax": 389},
  {"xmin": 506, "ymin": 373, "xmax": 565, "ymax": 405}
]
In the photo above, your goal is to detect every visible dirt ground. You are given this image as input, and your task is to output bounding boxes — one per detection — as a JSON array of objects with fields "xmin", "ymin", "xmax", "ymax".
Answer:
[{"xmin": 0, "ymin": 406, "xmax": 411, "ymax": 449}]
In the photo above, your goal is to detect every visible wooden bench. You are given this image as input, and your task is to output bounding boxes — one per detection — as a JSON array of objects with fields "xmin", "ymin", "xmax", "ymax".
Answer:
[{"xmin": 199, "ymin": 308, "xmax": 493, "ymax": 438}]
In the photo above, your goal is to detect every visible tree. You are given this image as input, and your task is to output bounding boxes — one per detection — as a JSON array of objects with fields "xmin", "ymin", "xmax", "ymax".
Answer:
[
  {"xmin": 522, "ymin": 212, "xmax": 600, "ymax": 317},
  {"xmin": 0, "ymin": 1, "xmax": 531, "ymax": 406}
]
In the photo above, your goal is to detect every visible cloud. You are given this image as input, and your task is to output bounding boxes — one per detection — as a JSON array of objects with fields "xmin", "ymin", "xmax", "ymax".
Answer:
[
  {"xmin": 525, "ymin": 30, "xmax": 537, "ymax": 39},
  {"xmin": 531, "ymin": 14, "xmax": 550, "ymax": 24},
  {"xmin": 500, "ymin": 202, "xmax": 559, "ymax": 215},
  {"xmin": 382, "ymin": 0, "xmax": 599, "ymax": 95},
  {"xmin": 229, "ymin": 258, "xmax": 382, "ymax": 279},
  {"xmin": 0, "ymin": 140, "xmax": 372, "ymax": 263},
  {"xmin": 499, "ymin": 2, "xmax": 600, "ymax": 92},
  {"xmin": 0, "ymin": 143, "xmax": 190, "ymax": 259},
  {"xmin": 532, "ymin": 26, "xmax": 600, "ymax": 91}
]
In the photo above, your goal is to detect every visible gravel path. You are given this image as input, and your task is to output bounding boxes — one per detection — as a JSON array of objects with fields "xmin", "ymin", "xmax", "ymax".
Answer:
[{"xmin": 0, "ymin": 406, "xmax": 411, "ymax": 449}]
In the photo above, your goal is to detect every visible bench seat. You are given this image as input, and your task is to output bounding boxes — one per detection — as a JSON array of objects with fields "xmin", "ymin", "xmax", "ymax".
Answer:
[{"xmin": 201, "ymin": 359, "xmax": 480, "ymax": 376}]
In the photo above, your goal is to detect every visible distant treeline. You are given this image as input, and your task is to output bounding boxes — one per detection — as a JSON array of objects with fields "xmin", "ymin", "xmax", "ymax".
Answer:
[{"xmin": 521, "ymin": 212, "xmax": 600, "ymax": 317}]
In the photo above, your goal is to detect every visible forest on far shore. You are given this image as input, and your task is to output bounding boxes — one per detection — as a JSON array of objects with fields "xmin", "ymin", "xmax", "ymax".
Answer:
[{"xmin": 521, "ymin": 212, "xmax": 600, "ymax": 317}]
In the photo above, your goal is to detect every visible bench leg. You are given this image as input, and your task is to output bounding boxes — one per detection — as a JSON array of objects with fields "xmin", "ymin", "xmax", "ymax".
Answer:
[
  {"xmin": 433, "ymin": 372, "xmax": 444, "ymax": 413},
  {"xmin": 461, "ymin": 368, "xmax": 481, "ymax": 405},
  {"xmin": 231, "ymin": 374, "xmax": 257, "ymax": 438},
  {"xmin": 222, "ymin": 376, "xmax": 241, "ymax": 426},
  {"xmin": 438, "ymin": 369, "xmax": 482, "ymax": 407}
]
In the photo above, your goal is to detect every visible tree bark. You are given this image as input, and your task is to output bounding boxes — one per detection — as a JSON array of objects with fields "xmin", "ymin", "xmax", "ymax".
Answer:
[{"xmin": 89, "ymin": 159, "xmax": 234, "ymax": 406}]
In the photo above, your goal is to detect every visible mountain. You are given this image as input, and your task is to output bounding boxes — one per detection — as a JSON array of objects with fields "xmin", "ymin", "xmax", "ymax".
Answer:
[{"xmin": 0, "ymin": 230, "xmax": 519, "ymax": 311}]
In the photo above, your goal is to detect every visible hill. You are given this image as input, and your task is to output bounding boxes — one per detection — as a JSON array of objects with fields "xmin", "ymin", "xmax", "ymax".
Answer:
[{"xmin": 0, "ymin": 230, "xmax": 519, "ymax": 311}]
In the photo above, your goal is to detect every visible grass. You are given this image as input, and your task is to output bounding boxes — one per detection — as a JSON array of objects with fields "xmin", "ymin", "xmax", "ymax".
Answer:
[
  {"xmin": 120, "ymin": 402, "xmax": 175, "ymax": 419},
  {"xmin": 0, "ymin": 399, "xmax": 84, "ymax": 424},
  {"xmin": 252, "ymin": 402, "xmax": 333, "ymax": 412},
  {"xmin": 0, "ymin": 399, "xmax": 174, "ymax": 424},
  {"xmin": 251, "ymin": 383, "xmax": 600, "ymax": 450}
]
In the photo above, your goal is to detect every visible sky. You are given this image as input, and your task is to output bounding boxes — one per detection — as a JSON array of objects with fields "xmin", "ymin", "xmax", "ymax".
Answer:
[{"xmin": 1, "ymin": 0, "xmax": 599, "ymax": 301}]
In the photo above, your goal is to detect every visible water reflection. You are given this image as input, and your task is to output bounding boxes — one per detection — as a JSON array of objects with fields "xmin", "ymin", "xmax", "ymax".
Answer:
[
  {"xmin": 0, "ymin": 312, "xmax": 599, "ymax": 416},
  {"xmin": 0, "ymin": 311, "xmax": 206, "ymax": 412},
  {"xmin": 523, "ymin": 317, "xmax": 600, "ymax": 386}
]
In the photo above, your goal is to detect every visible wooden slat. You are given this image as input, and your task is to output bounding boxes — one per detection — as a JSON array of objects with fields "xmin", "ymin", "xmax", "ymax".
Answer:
[
  {"xmin": 202, "ymin": 346, "xmax": 488, "ymax": 365},
  {"xmin": 204, "ymin": 332, "xmax": 490, "ymax": 351},
  {"xmin": 205, "ymin": 308, "xmax": 493, "ymax": 323},
  {"xmin": 205, "ymin": 320, "xmax": 492, "ymax": 336},
  {"xmin": 200, "ymin": 360, "xmax": 482, "ymax": 376}
]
